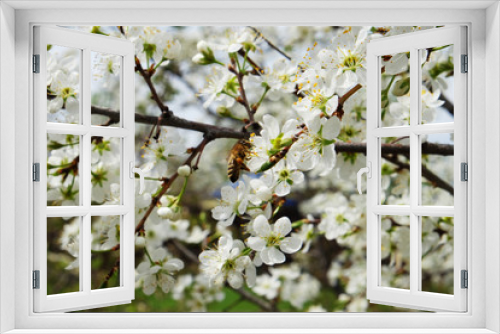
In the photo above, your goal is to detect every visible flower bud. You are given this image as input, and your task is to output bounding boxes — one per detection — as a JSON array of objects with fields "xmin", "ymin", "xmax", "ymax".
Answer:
[
  {"xmin": 197, "ymin": 40, "xmax": 210, "ymax": 53},
  {"xmin": 178, "ymin": 165, "xmax": 191, "ymax": 177},
  {"xmin": 392, "ymin": 77, "xmax": 410, "ymax": 96},
  {"xmin": 157, "ymin": 206, "xmax": 175, "ymax": 219},
  {"xmin": 192, "ymin": 53, "xmax": 205, "ymax": 64}
]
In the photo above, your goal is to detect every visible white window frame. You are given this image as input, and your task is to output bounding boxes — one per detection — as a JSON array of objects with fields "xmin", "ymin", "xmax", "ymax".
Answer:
[
  {"xmin": 1, "ymin": 1, "xmax": 499, "ymax": 333},
  {"xmin": 365, "ymin": 26, "xmax": 467, "ymax": 312},
  {"xmin": 32, "ymin": 25, "xmax": 136, "ymax": 312}
]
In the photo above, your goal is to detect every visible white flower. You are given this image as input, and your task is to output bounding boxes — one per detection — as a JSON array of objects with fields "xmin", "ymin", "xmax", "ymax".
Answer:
[
  {"xmin": 292, "ymin": 223, "xmax": 315, "ymax": 253},
  {"xmin": 127, "ymin": 27, "xmax": 181, "ymax": 67},
  {"xmin": 197, "ymin": 67, "xmax": 236, "ymax": 108},
  {"xmin": 281, "ymin": 273, "xmax": 320, "ymax": 309},
  {"xmin": 198, "ymin": 235, "xmax": 256, "ymax": 289},
  {"xmin": 252, "ymin": 273, "xmax": 280, "ymax": 300},
  {"xmin": 318, "ymin": 195, "xmax": 354, "ymax": 241},
  {"xmin": 383, "ymin": 52, "xmax": 409, "ymax": 75},
  {"xmin": 289, "ymin": 116, "xmax": 341, "ymax": 173},
  {"xmin": 248, "ymin": 173, "xmax": 275, "ymax": 205},
  {"xmin": 247, "ymin": 215, "xmax": 302, "ymax": 265},
  {"xmin": 330, "ymin": 27, "xmax": 368, "ymax": 88},
  {"xmin": 211, "ymin": 180, "xmax": 249, "ymax": 227},
  {"xmin": 141, "ymin": 129, "xmax": 187, "ymax": 174},
  {"xmin": 59, "ymin": 217, "xmax": 80, "ymax": 270},
  {"xmin": 135, "ymin": 248, "xmax": 184, "ymax": 295},
  {"xmin": 307, "ymin": 305, "xmax": 327, "ymax": 312},
  {"xmin": 210, "ymin": 28, "xmax": 257, "ymax": 53},
  {"xmin": 271, "ymin": 159, "xmax": 304, "ymax": 196},
  {"xmin": 259, "ymin": 58, "xmax": 297, "ymax": 95},
  {"xmin": 293, "ymin": 88, "xmax": 339, "ymax": 125},
  {"xmin": 247, "ymin": 114, "xmax": 300, "ymax": 172},
  {"xmin": 157, "ymin": 206, "xmax": 175, "ymax": 219},
  {"xmin": 185, "ymin": 226, "xmax": 210, "ymax": 244},
  {"xmin": 163, "ymin": 219, "xmax": 190, "ymax": 241}
]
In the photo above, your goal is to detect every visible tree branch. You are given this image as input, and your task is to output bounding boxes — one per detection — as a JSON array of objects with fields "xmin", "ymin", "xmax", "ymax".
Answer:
[
  {"xmin": 383, "ymin": 154, "xmax": 454, "ymax": 195},
  {"xmin": 91, "ymin": 106, "xmax": 248, "ymax": 140}
]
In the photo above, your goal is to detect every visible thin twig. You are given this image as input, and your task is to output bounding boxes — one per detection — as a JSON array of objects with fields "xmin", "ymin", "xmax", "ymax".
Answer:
[{"xmin": 248, "ymin": 26, "xmax": 292, "ymax": 60}]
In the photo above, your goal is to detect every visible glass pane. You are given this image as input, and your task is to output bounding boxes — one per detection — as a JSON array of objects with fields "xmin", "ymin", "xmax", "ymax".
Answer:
[
  {"xmin": 380, "ymin": 137, "xmax": 410, "ymax": 205},
  {"xmin": 47, "ymin": 216, "xmax": 80, "ymax": 295},
  {"xmin": 91, "ymin": 215, "xmax": 121, "ymax": 289},
  {"xmin": 46, "ymin": 45, "xmax": 81, "ymax": 124},
  {"xmin": 91, "ymin": 51, "xmax": 122, "ymax": 127},
  {"xmin": 47, "ymin": 133, "xmax": 81, "ymax": 206},
  {"xmin": 420, "ymin": 45, "xmax": 454, "ymax": 124},
  {"xmin": 380, "ymin": 51, "xmax": 410, "ymax": 127},
  {"xmin": 421, "ymin": 216, "xmax": 454, "ymax": 294},
  {"xmin": 380, "ymin": 215, "xmax": 410, "ymax": 290},
  {"xmin": 421, "ymin": 133, "xmax": 454, "ymax": 206},
  {"xmin": 91, "ymin": 137, "xmax": 121, "ymax": 205}
]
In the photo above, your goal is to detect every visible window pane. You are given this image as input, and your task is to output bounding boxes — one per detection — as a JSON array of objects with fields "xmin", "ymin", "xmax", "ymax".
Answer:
[
  {"xmin": 420, "ymin": 45, "xmax": 454, "ymax": 124},
  {"xmin": 91, "ymin": 215, "xmax": 121, "ymax": 289},
  {"xmin": 380, "ymin": 215, "xmax": 410, "ymax": 290},
  {"xmin": 380, "ymin": 51, "xmax": 410, "ymax": 127},
  {"xmin": 421, "ymin": 216, "xmax": 454, "ymax": 294},
  {"xmin": 91, "ymin": 51, "xmax": 122, "ymax": 127},
  {"xmin": 46, "ymin": 45, "xmax": 81, "ymax": 124},
  {"xmin": 91, "ymin": 137, "xmax": 121, "ymax": 205},
  {"xmin": 47, "ymin": 216, "xmax": 80, "ymax": 295},
  {"xmin": 380, "ymin": 137, "xmax": 410, "ymax": 205},
  {"xmin": 421, "ymin": 133, "xmax": 454, "ymax": 206},
  {"xmin": 47, "ymin": 133, "xmax": 81, "ymax": 206}
]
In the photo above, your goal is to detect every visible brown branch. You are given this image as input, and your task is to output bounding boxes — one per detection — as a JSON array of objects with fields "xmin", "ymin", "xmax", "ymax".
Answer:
[
  {"xmin": 229, "ymin": 57, "xmax": 255, "ymax": 124},
  {"xmin": 333, "ymin": 84, "xmax": 362, "ymax": 120},
  {"xmin": 383, "ymin": 154, "xmax": 454, "ymax": 195},
  {"xmin": 335, "ymin": 142, "xmax": 454, "ymax": 156},
  {"xmin": 91, "ymin": 106, "xmax": 247, "ymax": 140},
  {"xmin": 135, "ymin": 137, "xmax": 211, "ymax": 235},
  {"xmin": 135, "ymin": 57, "xmax": 172, "ymax": 117},
  {"xmin": 99, "ymin": 258, "xmax": 119, "ymax": 289},
  {"xmin": 92, "ymin": 105, "xmax": 453, "ymax": 157}
]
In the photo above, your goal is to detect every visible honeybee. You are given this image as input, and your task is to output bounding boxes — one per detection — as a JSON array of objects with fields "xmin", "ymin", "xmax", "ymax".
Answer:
[{"xmin": 227, "ymin": 139, "xmax": 252, "ymax": 183}]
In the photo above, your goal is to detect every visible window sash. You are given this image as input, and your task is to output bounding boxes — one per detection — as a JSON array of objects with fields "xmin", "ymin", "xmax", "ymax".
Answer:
[
  {"xmin": 366, "ymin": 26, "xmax": 468, "ymax": 312},
  {"xmin": 32, "ymin": 25, "xmax": 136, "ymax": 313}
]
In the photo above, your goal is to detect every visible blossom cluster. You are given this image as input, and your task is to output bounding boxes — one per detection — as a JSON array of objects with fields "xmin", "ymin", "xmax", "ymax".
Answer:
[{"xmin": 46, "ymin": 25, "xmax": 456, "ymax": 312}]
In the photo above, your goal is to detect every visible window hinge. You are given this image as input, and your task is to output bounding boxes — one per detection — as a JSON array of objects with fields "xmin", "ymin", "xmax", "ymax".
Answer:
[
  {"xmin": 461, "ymin": 54, "xmax": 468, "ymax": 73},
  {"xmin": 461, "ymin": 270, "xmax": 468, "ymax": 289},
  {"xmin": 33, "ymin": 54, "xmax": 40, "ymax": 73},
  {"xmin": 461, "ymin": 162, "xmax": 468, "ymax": 181},
  {"xmin": 33, "ymin": 270, "xmax": 40, "ymax": 289},
  {"xmin": 33, "ymin": 163, "xmax": 40, "ymax": 182}
]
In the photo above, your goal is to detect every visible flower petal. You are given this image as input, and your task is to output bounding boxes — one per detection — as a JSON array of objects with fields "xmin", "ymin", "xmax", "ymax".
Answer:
[
  {"xmin": 247, "ymin": 237, "xmax": 266, "ymax": 251},
  {"xmin": 268, "ymin": 247, "xmax": 286, "ymax": 264},
  {"xmin": 253, "ymin": 215, "xmax": 271, "ymax": 237},
  {"xmin": 273, "ymin": 217, "xmax": 292, "ymax": 237},
  {"xmin": 227, "ymin": 271, "xmax": 244, "ymax": 289},
  {"xmin": 163, "ymin": 258, "xmax": 184, "ymax": 272},
  {"xmin": 259, "ymin": 248, "xmax": 272, "ymax": 265},
  {"xmin": 280, "ymin": 236, "xmax": 303, "ymax": 254},
  {"xmin": 322, "ymin": 117, "xmax": 341, "ymax": 140}
]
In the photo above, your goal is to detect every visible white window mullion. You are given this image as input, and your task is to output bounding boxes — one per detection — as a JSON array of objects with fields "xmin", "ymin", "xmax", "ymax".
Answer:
[
  {"xmin": 409, "ymin": 47, "xmax": 420, "ymax": 295},
  {"xmin": 366, "ymin": 49, "xmax": 378, "ymax": 298}
]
